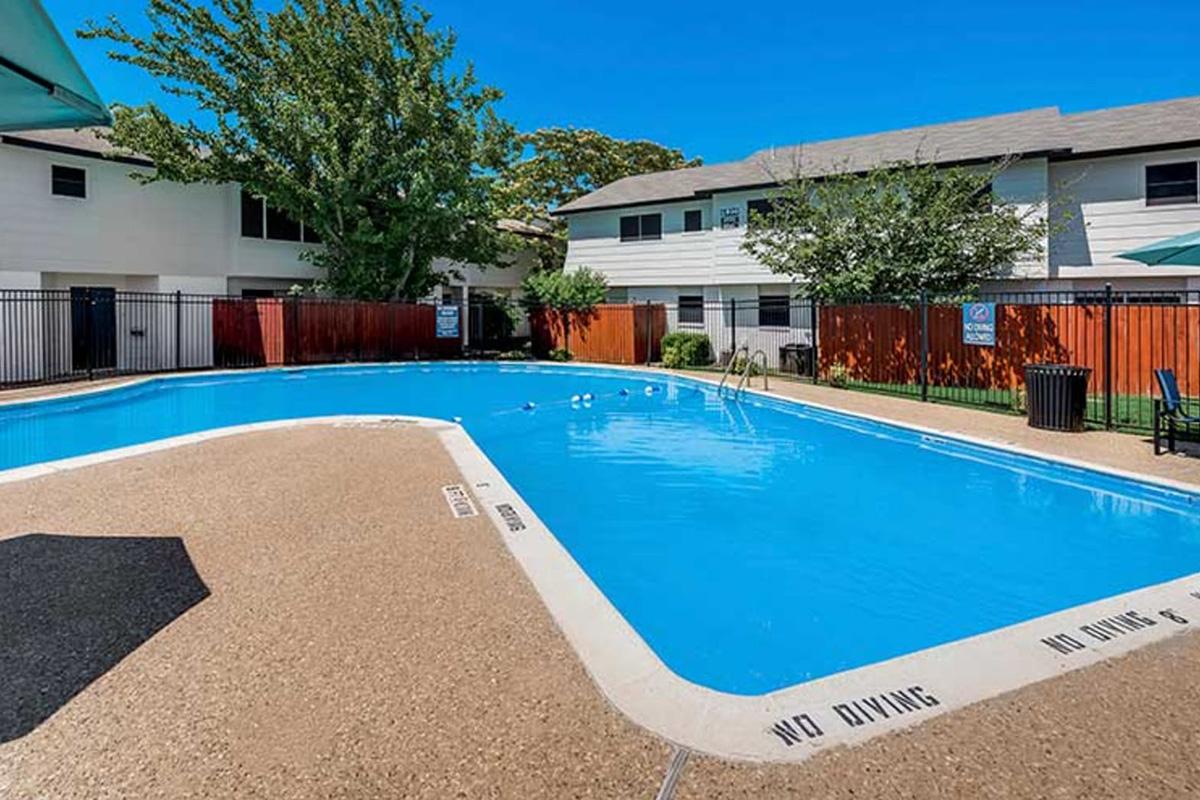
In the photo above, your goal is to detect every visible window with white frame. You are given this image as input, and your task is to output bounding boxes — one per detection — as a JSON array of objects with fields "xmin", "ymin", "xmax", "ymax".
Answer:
[
  {"xmin": 758, "ymin": 294, "xmax": 790, "ymax": 327},
  {"xmin": 51, "ymin": 165, "xmax": 86, "ymax": 198},
  {"xmin": 683, "ymin": 209, "xmax": 703, "ymax": 232},
  {"xmin": 678, "ymin": 294, "xmax": 704, "ymax": 324},
  {"xmin": 747, "ymin": 198, "xmax": 775, "ymax": 219},
  {"xmin": 1146, "ymin": 162, "xmax": 1198, "ymax": 206},
  {"xmin": 619, "ymin": 213, "xmax": 662, "ymax": 242},
  {"xmin": 240, "ymin": 189, "xmax": 321, "ymax": 243}
]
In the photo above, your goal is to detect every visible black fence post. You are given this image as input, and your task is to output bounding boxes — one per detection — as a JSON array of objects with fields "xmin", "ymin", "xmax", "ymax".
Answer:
[
  {"xmin": 84, "ymin": 287, "xmax": 94, "ymax": 382},
  {"xmin": 730, "ymin": 297, "xmax": 737, "ymax": 357},
  {"xmin": 174, "ymin": 290, "xmax": 182, "ymax": 371},
  {"xmin": 919, "ymin": 288, "xmax": 929, "ymax": 403},
  {"xmin": 811, "ymin": 297, "xmax": 820, "ymax": 383},
  {"xmin": 1104, "ymin": 282, "xmax": 1113, "ymax": 430}
]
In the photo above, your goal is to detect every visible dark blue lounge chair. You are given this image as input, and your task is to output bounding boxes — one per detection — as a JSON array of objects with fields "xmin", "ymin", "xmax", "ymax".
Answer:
[{"xmin": 1153, "ymin": 368, "xmax": 1200, "ymax": 454}]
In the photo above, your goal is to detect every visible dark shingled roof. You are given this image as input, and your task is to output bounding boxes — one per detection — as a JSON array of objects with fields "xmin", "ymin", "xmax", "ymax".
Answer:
[
  {"xmin": 554, "ymin": 97, "xmax": 1200, "ymax": 215},
  {"xmin": 0, "ymin": 126, "xmax": 147, "ymax": 160}
]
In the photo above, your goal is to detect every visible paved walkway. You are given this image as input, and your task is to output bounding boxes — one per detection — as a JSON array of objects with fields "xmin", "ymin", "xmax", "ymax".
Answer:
[{"xmin": 2, "ymin": 374, "xmax": 1200, "ymax": 797}]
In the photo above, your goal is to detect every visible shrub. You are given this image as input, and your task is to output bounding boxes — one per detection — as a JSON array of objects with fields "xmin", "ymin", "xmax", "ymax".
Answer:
[
  {"xmin": 729, "ymin": 354, "xmax": 763, "ymax": 377},
  {"xmin": 496, "ymin": 347, "xmax": 532, "ymax": 361},
  {"xmin": 1010, "ymin": 385, "xmax": 1027, "ymax": 414},
  {"xmin": 548, "ymin": 348, "xmax": 573, "ymax": 362},
  {"xmin": 661, "ymin": 332, "xmax": 713, "ymax": 369},
  {"xmin": 826, "ymin": 361, "xmax": 850, "ymax": 388}
]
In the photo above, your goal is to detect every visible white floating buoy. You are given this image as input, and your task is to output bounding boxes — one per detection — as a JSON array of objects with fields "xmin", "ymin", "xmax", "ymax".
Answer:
[
  {"xmin": 452, "ymin": 416, "xmax": 463, "ymax": 424},
  {"xmin": 582, "ymin": 392, "xmax": 594, "ymax": 402},
  {"xmin": 571, "ymin": 394, "xmax": 582, "ymax": 404},
  {"xmin": 523, "ymin": 401, "xmax": 537, "ymax": 411},
  {"xmin": 644, "ymin": 385, "xmax": 656, "ymax": 395}
]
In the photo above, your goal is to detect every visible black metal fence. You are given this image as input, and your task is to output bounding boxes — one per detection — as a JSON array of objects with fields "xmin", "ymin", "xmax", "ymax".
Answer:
[
  {"xmin": 658, "ymin": 298, "xmax": 819, "ymax": 377},
  {"xmin": 811, "ymin": 287, "xmax": 1200, "ymax": 432},
  {"xmin": 4, "ymin": 286, "xmax": 1196, "ymax": 434},
  {"xmin": 0, "ymin": 289, "xmax": 474, "ymax": 389}
]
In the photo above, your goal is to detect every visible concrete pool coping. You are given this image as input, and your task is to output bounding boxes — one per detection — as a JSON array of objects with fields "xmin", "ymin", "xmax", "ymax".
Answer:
[{"xmin": 3, "ymin": 363, "xmax": 1200, "ymax": 763}]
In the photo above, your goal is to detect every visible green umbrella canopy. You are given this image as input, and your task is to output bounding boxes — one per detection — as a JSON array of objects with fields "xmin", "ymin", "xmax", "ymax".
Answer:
[
  {"xmin": 1118, "ymin": 229, "xmax": 1200, "ymax": 266},
  {"xmin": 0, "ymin": 0, "xmax": 110, "ymax": 131}
]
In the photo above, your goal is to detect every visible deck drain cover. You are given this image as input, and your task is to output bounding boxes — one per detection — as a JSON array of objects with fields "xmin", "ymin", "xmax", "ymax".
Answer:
[{"xmin": 441, "ymin": 485, "xmax": 478, "ymax": 518}]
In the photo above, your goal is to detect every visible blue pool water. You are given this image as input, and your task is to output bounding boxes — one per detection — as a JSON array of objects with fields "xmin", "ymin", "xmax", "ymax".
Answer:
[{"xmin": 4, "ymin": 363, "xmax": 1200, "ymax": 695}]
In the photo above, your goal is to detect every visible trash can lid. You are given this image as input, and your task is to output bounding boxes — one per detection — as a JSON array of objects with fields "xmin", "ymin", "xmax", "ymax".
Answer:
[{"xmin": 1024, "ymin": 363, "xmax": 1092, "ymax": 374}]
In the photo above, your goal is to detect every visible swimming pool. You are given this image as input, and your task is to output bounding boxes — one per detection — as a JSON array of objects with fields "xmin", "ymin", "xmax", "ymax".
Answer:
[{"xmin": 4, "ymin": 362, "xmax": 1200, "ymax": 697}]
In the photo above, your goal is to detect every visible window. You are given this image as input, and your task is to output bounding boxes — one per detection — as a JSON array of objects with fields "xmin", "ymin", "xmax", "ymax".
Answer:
[
  {"xmin": 619, "ymin": 215, "xmax": 640, "ymax": 241},
  {"xmin": 758, "ymin": 294, "xmax": 790, "ymax": 327},
  {"xmin": 683, "ymin": 209, "xmax": 703, "ymax": 232},
  {"xmin": 678, "ymin": 294, "xmax": 704, "ymax": 324},
  {"xmin": 242, "ymin": 188, "xmax": 319, "ymax": 242},
  {"xmin": 241, "ymin": 288, "xmax": 279, "ymax": 298},
  {"xmin": 266, "ymin": 204, "xmax": 302, "ymax": 242},
  {"xmin": 240, "ymin": 190, "xmax": 264, "ymax": 238},
  {"xmin": 51, "ymin": 165, "xmax": 86, "ymax": 198},
  {"xmin": 619, "ymin": 213, "xmax": 662, "ymax": 242},
  {"xmin": 747, "ymin": 198, "xmax": 775, "ymax": 222},
  {"xmin": 1146, "ymin": 162, "xmax": 1198, "ymax": 206}
]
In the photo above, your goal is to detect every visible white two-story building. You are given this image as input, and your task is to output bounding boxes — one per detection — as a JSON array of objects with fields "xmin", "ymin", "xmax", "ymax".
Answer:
[
  {"xmin": 0, "ymin": 127, "xmax": 539, "ymax": 383},
  {"xmin": 0, "ymin": 126, "xmax": 539, "ymax": 299},
  {"xmin": 557, "ymin": 96, "xmax": 1200, "ymax": 311}
]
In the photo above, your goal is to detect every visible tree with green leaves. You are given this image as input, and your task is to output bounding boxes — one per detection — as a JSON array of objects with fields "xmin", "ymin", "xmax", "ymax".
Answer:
[
  {"xmin": 741, "ymin": 156, "xmax": 1051, "ymax": 300},
  {"xmin": 519, "ymin": 267, "xmax": 608, "ymax": 359},
  {"xmin": 81, "ymin": 0, "xmax": 516, "ymax": 300},
  {"xmin": 501, "ymin": 127, "xmax": 702, "ymax": 268}
]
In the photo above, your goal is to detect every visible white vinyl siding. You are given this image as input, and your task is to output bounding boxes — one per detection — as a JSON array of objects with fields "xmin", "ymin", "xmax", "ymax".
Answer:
[
  {"xmin": 1049, "ymin": 147, "xmax": 1200, "ymax": 278},
  {"xmin": 0, "ymin": 142, "xmax": 319, "ymax": 284}
]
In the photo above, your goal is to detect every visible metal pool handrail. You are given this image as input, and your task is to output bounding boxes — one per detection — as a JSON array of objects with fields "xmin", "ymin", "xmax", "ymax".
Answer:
[
  {"xmin": 736, "ymin": 349, "xmax": 769, "ymax": 396},
  {"xmin": 718, "ymin": 344, "xmax": 750, "ymax": 396}
]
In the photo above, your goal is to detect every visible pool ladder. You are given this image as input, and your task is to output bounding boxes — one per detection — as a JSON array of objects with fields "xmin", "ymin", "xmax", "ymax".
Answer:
[{"xmin": 717, "ymin": 345, "xmax": 769, "ymax": 398}]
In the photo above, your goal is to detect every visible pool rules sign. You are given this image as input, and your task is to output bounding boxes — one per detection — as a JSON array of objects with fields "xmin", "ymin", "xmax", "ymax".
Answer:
[
  {"xmin": 962, "ymin": 302, "xmax": 996, "ymax": 346},
  {"xmin": 436, "ymin": 305, "xmax": 460, "ymax": 338}
]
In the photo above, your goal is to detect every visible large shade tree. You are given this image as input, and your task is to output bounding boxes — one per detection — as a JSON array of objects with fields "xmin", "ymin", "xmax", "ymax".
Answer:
[
  {"xmin": 501, "ymin": 127, "xmax": 702, "ymax": 268},
  {"xmin": 81, "ymin": 0, "xmax": 516, "ymax": 300},
  {"xmin": 741, "ymin": 155, "xmax": 1052, "ymax": 300}
]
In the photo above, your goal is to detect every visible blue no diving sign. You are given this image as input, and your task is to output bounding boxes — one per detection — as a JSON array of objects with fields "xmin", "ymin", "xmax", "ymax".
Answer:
[
  {"xmin": 436, "ymin": 305, "xmax": 460, "ymax": 338},
  {"xmin": 962, "ymin": 302, "xmax": 996, "ymax": 346}
]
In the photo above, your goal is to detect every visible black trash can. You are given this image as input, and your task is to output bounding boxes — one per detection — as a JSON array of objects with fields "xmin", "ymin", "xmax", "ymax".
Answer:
[
  {"xmin": 1024, "ymin": 364, "xmax": 1091, "ymax": 432},
  {"xmin": 779, "ymin": 343, "xmax": 814, "ymax": 376}
]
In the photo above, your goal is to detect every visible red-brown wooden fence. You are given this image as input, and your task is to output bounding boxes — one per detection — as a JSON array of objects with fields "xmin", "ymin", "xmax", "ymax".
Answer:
[
  {"xmin": 212, "ymin": 298, "xmax": 287, "ymax": 367},
  {"xmin": 530, "ymin": 304, "xmax": 666, "ymax": 365},
  {"xmin": 213, "ymin": 298, "xmax": 457, "ymax": 367},
  {"xmin": 819, "ymin": 303, "xmax": 1200, "ymax": 397}
]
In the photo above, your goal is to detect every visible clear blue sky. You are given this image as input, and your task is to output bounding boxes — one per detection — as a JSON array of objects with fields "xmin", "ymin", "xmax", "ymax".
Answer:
[{"xmin": 44, "ymin": 0, "xmax": 1200, "ymax": 164}]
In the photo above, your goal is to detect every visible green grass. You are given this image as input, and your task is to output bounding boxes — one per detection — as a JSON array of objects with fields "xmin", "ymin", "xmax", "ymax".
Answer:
[{"xmin": 843, "ymin": 380, "xmax": 1159, "ymax": 433}]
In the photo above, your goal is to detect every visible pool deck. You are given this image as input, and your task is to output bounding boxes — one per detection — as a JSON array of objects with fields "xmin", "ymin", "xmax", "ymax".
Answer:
[{"xmin": 3, "ymin": 369, "xmax": 1200, "ymax": 797}]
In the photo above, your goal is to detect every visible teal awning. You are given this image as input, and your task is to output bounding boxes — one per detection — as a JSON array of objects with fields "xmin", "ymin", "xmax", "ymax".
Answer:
[
  {"xmin": 1118, "ymin": 229, "xmax": 1200, "ymax": 266},
  {"xmin": 1118, "ymin": 230, "xmax": 1200, "ymax": 267},
  {"xmin": 0, "ymin": 0, "xmax": 110, "ymax": 131}
]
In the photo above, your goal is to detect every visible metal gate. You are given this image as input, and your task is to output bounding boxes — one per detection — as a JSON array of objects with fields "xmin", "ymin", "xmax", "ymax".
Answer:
[{"xmin": 70, "ymin": 287, "xmax": 117, "ymax": 374}]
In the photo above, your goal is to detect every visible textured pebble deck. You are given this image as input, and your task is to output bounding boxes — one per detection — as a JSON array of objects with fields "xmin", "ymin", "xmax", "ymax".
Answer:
[
  {"xmin": 0, "ymin": 426, "xmax": 669, "ymax": 798},
  {"xmin": 3, "ymin": 374, "xmax": 1200, "ymax": 797}
]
